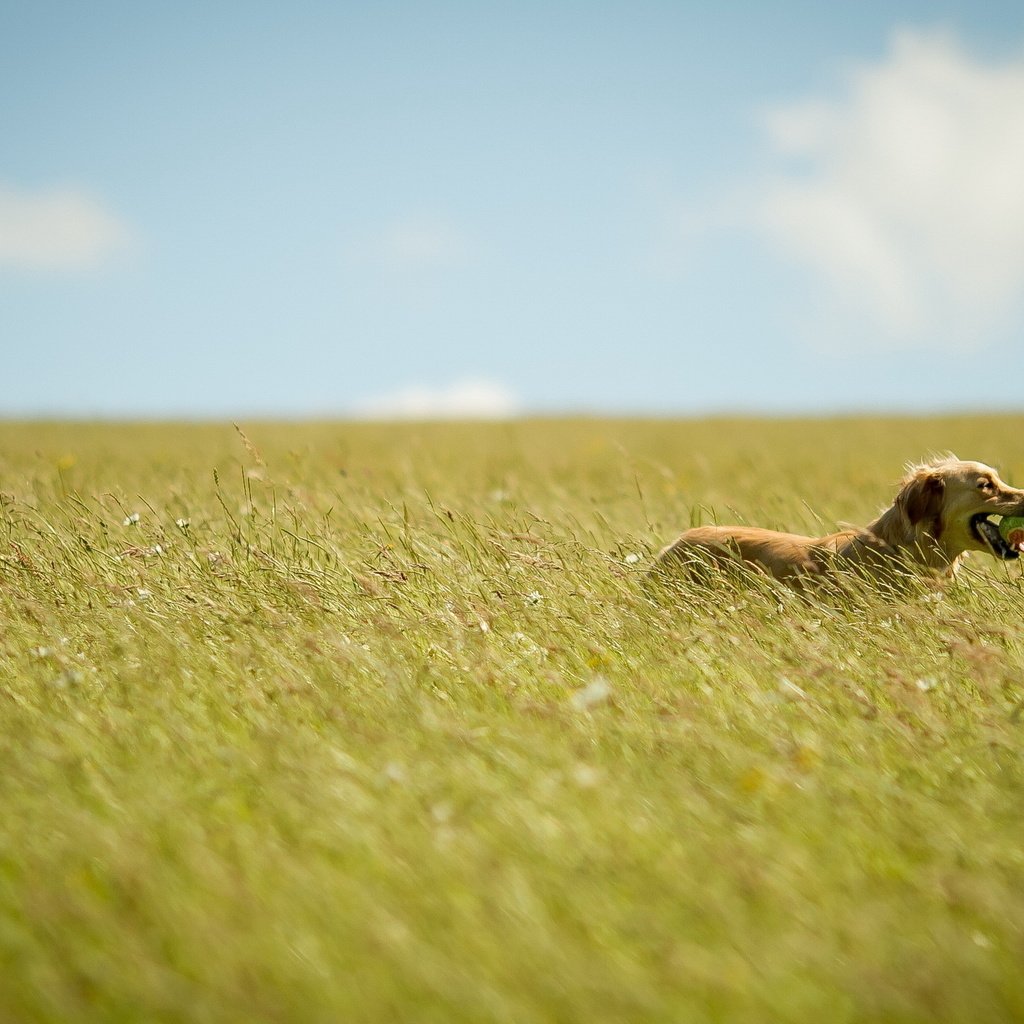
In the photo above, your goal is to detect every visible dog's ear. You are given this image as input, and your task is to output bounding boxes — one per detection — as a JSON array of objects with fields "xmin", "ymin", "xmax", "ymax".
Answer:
[{"xmin": 899, "ymin": 471, "xmax": 945, "ymax": 525}]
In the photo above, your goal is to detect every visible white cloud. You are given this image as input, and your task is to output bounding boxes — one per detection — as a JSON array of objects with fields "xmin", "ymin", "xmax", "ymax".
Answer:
[
  {"xmin": 356, "ymin": 214, "xmax": 474, "ymax": 274},
  {"xmin": 351, "ymin": 378, "xmax": 521, "ymax": 420},
  {"xmin": 0, "ymin": 182, "xmax": 133, "ymax": 271},
  {"xmin": 756, "ymin": 28, "xmax": 1024, "ymax": 349}
]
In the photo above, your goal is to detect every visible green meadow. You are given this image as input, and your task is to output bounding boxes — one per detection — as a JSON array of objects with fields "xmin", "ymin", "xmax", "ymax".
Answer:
[{"xmin": 3, "ymin": 416, "xmax": 1024, "ymax": 1023}]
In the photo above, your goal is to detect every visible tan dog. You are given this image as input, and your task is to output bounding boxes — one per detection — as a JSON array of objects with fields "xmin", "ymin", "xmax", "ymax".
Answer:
[{"xmin": 655, "ymin": 458, "xmax": 1024, "ymax": 586}]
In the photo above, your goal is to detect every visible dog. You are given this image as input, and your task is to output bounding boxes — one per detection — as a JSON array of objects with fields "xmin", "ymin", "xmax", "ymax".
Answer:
[{"xmin": 653, "ymin": 457, "xmax": 1024, "ymax": 587}]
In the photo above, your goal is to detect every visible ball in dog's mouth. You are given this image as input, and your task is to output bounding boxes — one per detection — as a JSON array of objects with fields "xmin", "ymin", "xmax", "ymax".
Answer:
[{"xmin": 971, "ymin": 514, "xmax": 1022, "ymax": 560}]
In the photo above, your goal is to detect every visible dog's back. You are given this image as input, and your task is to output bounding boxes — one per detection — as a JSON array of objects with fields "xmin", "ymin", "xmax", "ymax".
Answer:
[
  {"xmin": 657, "ymin": 526, "xmax": 835, "ymax": 581},
  {"xmin": 654, "ymin": 524, "xmax": 901, "ymax": 585}
]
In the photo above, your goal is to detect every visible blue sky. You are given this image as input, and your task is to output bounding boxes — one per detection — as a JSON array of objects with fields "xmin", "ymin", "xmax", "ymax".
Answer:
[{"xmin": 4, "ymin": 1, "xmax": 1024, "ymax": 418}]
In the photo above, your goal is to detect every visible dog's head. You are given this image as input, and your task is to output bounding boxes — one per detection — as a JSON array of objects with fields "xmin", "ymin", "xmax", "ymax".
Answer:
[{"xmin": 897, "ymin": 457, "xmax": 1024, "ymax": 561}]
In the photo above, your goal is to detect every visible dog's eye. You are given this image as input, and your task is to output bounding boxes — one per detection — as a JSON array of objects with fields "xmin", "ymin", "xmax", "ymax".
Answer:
[{"xmin": 978, "ymin": 478, "xmax": 995, "ymax": 491}]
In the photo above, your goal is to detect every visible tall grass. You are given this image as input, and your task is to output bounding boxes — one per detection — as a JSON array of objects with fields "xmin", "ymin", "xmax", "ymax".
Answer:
[{"xmin": 2, "ymin": 416, "xmax": 1024, "ymax": 1022}]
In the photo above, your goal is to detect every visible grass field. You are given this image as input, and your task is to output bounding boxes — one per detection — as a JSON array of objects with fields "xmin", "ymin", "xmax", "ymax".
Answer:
[{"xmin": 3, "ymin": 415, "xmax": 1024, "ymax": 1023}]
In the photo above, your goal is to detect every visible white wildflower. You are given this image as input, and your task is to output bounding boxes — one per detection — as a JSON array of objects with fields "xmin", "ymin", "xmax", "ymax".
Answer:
[
  {"xmin": 175, "ymin": 518, "xmax": 190, "ymax": 530},
  {"xmin": 624, "ymin": 552, "xmax": 640, "ymax": 565},
  {"xmin": 510, "ymin": 631, "xmax": 543, "ymax": 658},
  {"xmin": 430, "ymin": 801, "xmax": 454, "ymax": 824},
  {"xmin": 525, "ymin": 590, "xmax": 543, "ymax": 606},
  {"xmin": 52, "ymin": 668, "xmax": 83, "ymax": 689},
  {"xmin": 571, "ymin": 676, "xmax": 612, "ymax": 710},
  {"xmin": 571, "ymin": 763, "xmax": 603, "ymax": 788},
  {"xmin": 123, "ymin": 512, "xmax": 140, "ymax": 526}
]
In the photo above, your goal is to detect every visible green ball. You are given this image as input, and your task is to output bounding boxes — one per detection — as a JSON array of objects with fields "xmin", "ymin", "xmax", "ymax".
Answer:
[{"xmin": 999, "ymin": 516, "xmax": 1024, "ymax": 540}]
